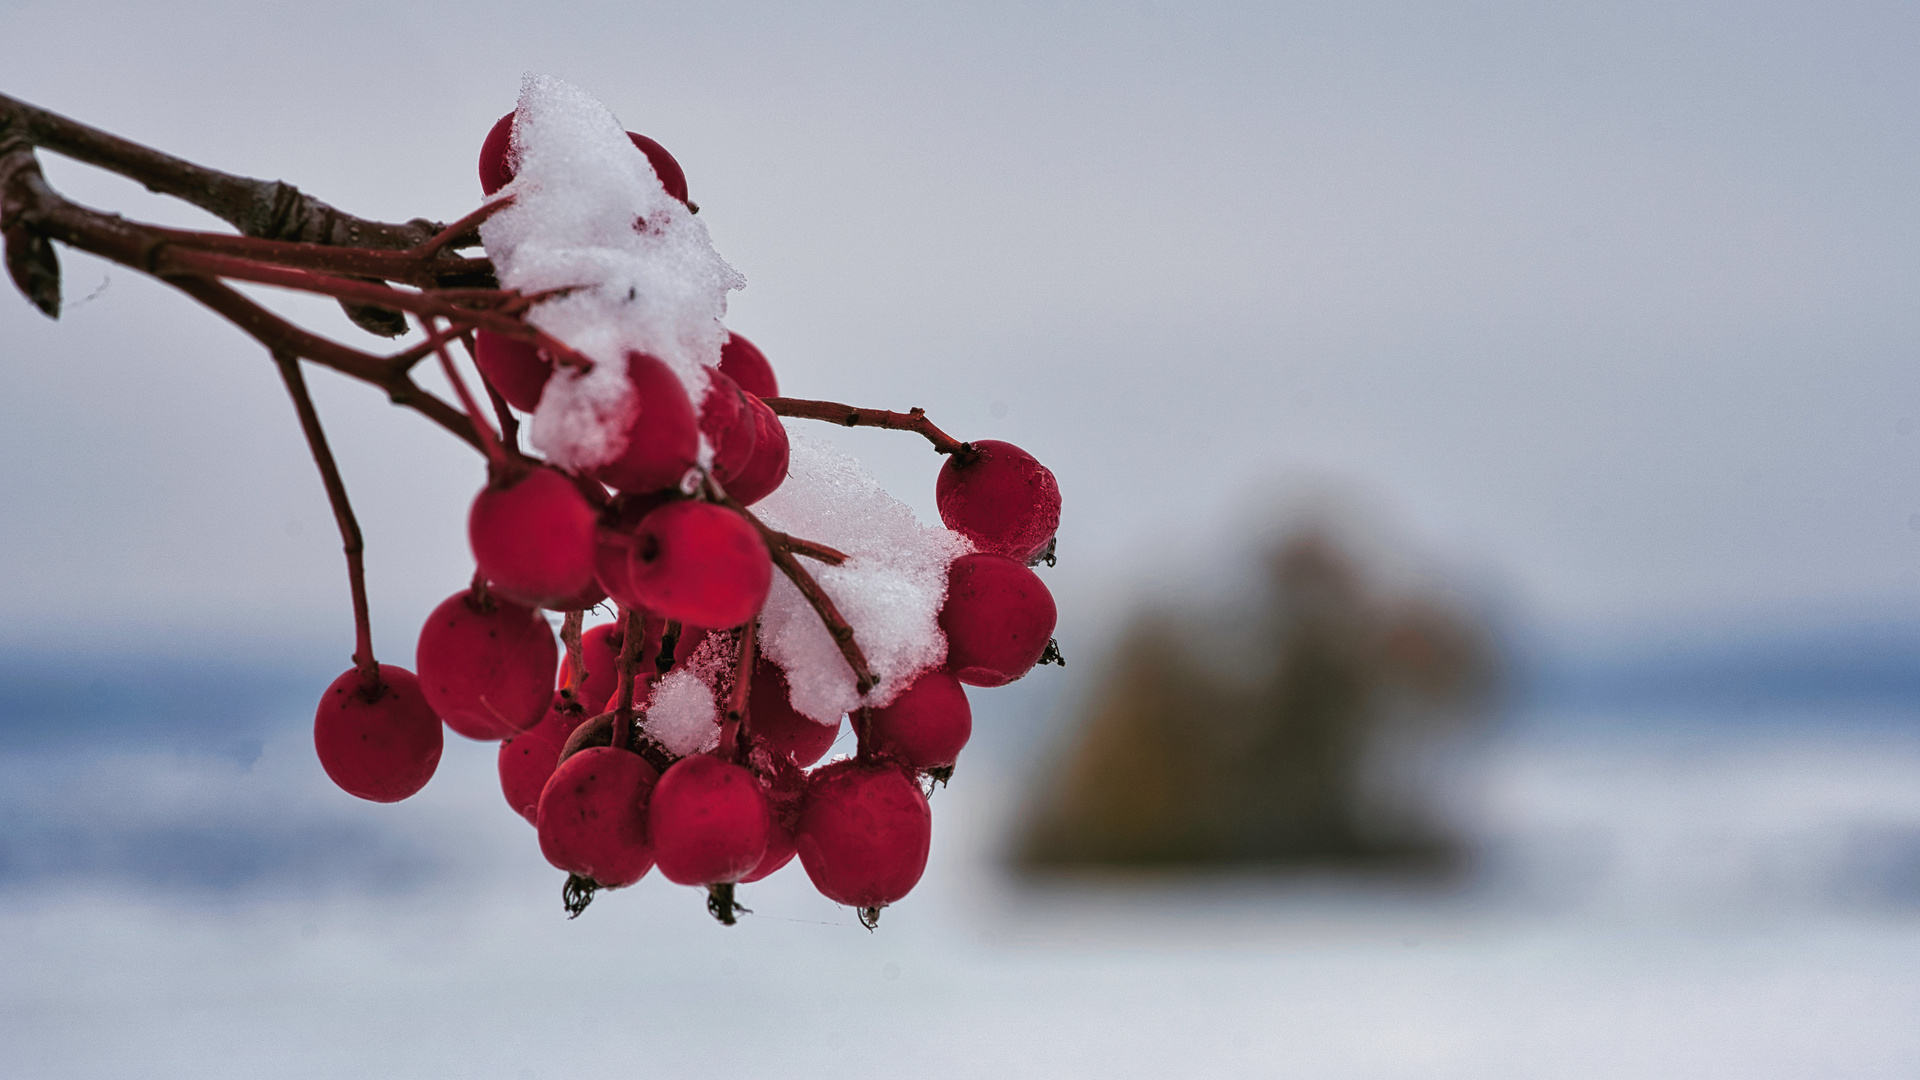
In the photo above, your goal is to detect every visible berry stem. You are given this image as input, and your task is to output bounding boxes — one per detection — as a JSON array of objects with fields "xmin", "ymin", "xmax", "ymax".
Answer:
[
  {"xmin": 656, "ymin": 621, "xmax": 682, "ymax": 678},
  {"xmin": 426, "ymin": 316, "xmax": 511, "ymax": 473},
  {"xmin": 272, "ymin": 351, "xmax": 378, "ymax": 691},
  {"xmin": 611, "ymin": 606, "xmax": 645, "ymax": 751},
  {"xmin": 719, "ymin": 619, "xmax": 756, "ymax": 763},
  {"xmin": 409, "ymin": 195, "xmax": 513, "ymax": 259},
  {"xmin": 560, "ymin": 610, "xmax": 586, "ymax": 701},
  {"xmin": 854, "ymin": 706, "xmax": 874, "ymax": 759},
  {"xmin": 776, "ymin": 534, "xmax": 848, "ymax": 566},
  {"xmin": 764, "ymin": 398, "xmax": 971, "ymax": 459},
  {"xmin": 470, "ymin": 345, "xmax": 523, "ymax": 457}
]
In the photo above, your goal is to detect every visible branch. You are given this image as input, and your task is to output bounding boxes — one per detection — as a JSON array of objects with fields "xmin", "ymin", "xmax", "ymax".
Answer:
[
  {"xmin": 1, "ymin": 92, "xmax": 455, "ymax": 252},
  {"xmin": 764, "ymin": 398, "xmax": 970, "ymax": 458}
]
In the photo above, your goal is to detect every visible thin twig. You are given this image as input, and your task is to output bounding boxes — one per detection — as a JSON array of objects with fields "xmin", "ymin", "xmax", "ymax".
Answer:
[
  {"xmin": 426, "ymin": 316, "xmax": 508, "ymax": 471},
  {"xmin": 411, "ymin": 196, "xmax": 514, "ymax": 259},
  {"xmin": 273, "ymin": 352, "xmax": 378, "ymax": 691},
  {"xmin": 764, "ymin": 398, "xmax": 971, "ymax": 458}
]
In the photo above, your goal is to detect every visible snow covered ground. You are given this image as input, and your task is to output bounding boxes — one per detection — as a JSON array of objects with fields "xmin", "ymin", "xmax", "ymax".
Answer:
[{"xmin": 4, "ymin": 691, "xmax": 1920, "ymax": 1079}]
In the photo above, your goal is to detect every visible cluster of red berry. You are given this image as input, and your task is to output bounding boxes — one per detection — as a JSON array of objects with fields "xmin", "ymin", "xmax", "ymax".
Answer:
[{"xmin": 309, "ymin": 113, "xmax": 1063, "ymax": 926}]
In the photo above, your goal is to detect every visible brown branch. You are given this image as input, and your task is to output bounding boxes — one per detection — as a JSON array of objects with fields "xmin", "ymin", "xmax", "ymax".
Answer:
[
  {"xmin": 0, "ymin": 135, "xmax": 486, "ymax": 453},
  {"xmin": 273, "ymin": 352, "xmax": 378, "ymax": 691},
  {"xmin": 764, "ymin": 397, "xmax": 971, "ymax": 458},
  {"xmin": 1, "ymin": 91, "xmax": 453, "ymax": 253},
  {"xmin": 125, "ymin": 225, "xmax": 491, "ymax": 286}
]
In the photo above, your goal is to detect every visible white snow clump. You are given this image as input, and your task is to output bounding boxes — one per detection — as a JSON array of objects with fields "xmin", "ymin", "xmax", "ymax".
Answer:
[
  {"xmin": 753, "ymin": 433, "xmax": 972, "ymax": 725},
  {"xmin": 479, "ymin": 74, "xmax": 744, "ymax": 474},
  {"xmin": 643, "ymin": 668, "xmax": 720, "ymax": 757}
]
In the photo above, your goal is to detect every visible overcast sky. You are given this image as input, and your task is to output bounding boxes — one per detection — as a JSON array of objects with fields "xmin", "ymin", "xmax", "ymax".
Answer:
[{"xmin": 3, "ymin": 0, "xmax": 1918, "ymax": 659}]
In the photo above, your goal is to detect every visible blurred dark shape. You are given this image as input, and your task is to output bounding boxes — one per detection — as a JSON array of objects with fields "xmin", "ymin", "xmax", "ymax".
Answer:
[{"xmin": 1016, "ymin": 527, "xmax": 1498, "ymax": 871}]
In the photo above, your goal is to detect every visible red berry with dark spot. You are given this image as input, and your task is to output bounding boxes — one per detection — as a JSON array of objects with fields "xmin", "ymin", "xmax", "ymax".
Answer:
[
  {"xmin": 592, "ymin": 352, "xmax": 700, "ymax": 496},
  {"xmin": 472, "ymin": 330, "xmax": 551, "ymax": 412},
  {"xmin": 795, "ymin": 759, "xmax": 931, "ymax": 910},
  {"xmin": 938, "ymin": 553, "xmax": 1057, "ymax": 687},
  {"xmin": 536, "ymin": 746, "xmax": 658, "ymax": 887},
  {"xmin": 593, "ymin": 492, "xmax": 675, "ymax": 610},
  {"xmin": 469, "ymin": 467, "xmax": 598, "ymax": 610},
  {"xmin": 417, "ymin": 589, "xmax": 557, "ymax": 739},
  {"xmin": 869, "ymin": 668, "xmax": 971, "ymax": 769},
  {"xmin": 627, "ymin": 501, "xmax": 772, "ymax": 628},
  {"xmin": 746, "ymin": 658, "xmax": 840, "ymax": 768},
  {"xmin": 936, "ymin": 440, "xmax": 1060, "ymax": 563},
  {"xmin": 718, "ymin": 332, "xmax": 779, "ymax": 399},
  {"xmin": 499, "ymin": 695, "xmax": 587, "ymax": 825},
  {"xmin": 649, "ymin": 754, "xmax": 770, "ymax": 885},
  {"xmin": 724, "ymin": 394, "xmax": 789, "ymax": 506},
  {"xmin": 314, "ymin": 665, "xmax": 443, "ymax": 803}
]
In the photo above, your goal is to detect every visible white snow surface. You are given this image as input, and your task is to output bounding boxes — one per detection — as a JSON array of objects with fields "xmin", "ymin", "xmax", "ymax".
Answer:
[
  {"xmin": 752, "ymin": 434, "xmax": 972, "ymax": 724},
  {"xmin": 479, "ymin": 74, "xmax": 744, "ymax": 473},
  {"xmin": 641, "ymin": 668, "xmax": 718, "ymax": 757}
]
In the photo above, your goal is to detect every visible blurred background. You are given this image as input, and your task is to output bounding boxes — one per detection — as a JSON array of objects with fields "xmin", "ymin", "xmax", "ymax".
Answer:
[{"xmin": 4, "ymin": 1, "xmax": 1920, "ymax": 1075}]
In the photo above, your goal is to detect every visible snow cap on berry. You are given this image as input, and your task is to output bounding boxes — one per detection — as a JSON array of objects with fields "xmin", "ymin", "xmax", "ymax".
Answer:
[{"xmin": 480, "ymin": 75, "xmax": 744, "ymax": 476}]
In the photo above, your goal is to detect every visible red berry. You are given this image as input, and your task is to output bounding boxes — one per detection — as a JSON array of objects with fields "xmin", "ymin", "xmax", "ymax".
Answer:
[
  {"xmin": 699, "ymin": 368, "xmax": 758, "ymax": 485},
  {"xmin": 626, "ymin": 501, "xmax": 772, "ymax": 628},
  {"xmin": 416, "ymin": 589, "xmax": 557, "ymax": 739},
  {"xmin": 795, "ymin": 759, "xmax": 931, "ymax": 909},
  {"xmin": 626, "ymin": 132, "xmax": 691, "ymax": 207},
  {"xmin": 724, "ymin": 394, "xmax": 789, "ymax": 506},
  {"xmin": 936, "ymin": 440, "xmax": 1060, "ymax": 562},
  {"xmin": 482, "ymin": 111, "xmax": 689, "ymax": 207},
  {"xmin": 591, "ymin": 352, "xmax": 700, "ymax": 495},
  {"xmin": 868, "ymin": 668, "xmax": 971, "ymax": 769},
  {"xmin": 469, "ymin": 467, "xmax": 598, "ymax": 610},
  {"xmin": 718, "ymin": 333, "xmax": 779, "ymax": 399},
  {"xmin": 648, "ymin": 754, "xmax": 770, "ymax": 885},
  {"xmin": 536, "ymin": 746, "xmax": 658, "ymax": 887},
  {"xmin": 313, "ymin": 665, "xmax": 443, "ymax": 803},
  {"xmin": 478, "ymin": 112, "xmax": 516, "ymax": 196},
  {"xmin": 499, "ymin": 695, "xmax": 587, "ymax": 824},
  {"xmin": 746, "ymin": 658, "xmax": 840, "ymax": 768},
  {"xmin": 938, "ymin": 553, "xmax": 1058, "ymax": 687},
  {"xmin": 472, "ymin": 330, "xmax": 552, "ymax": 412}
]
